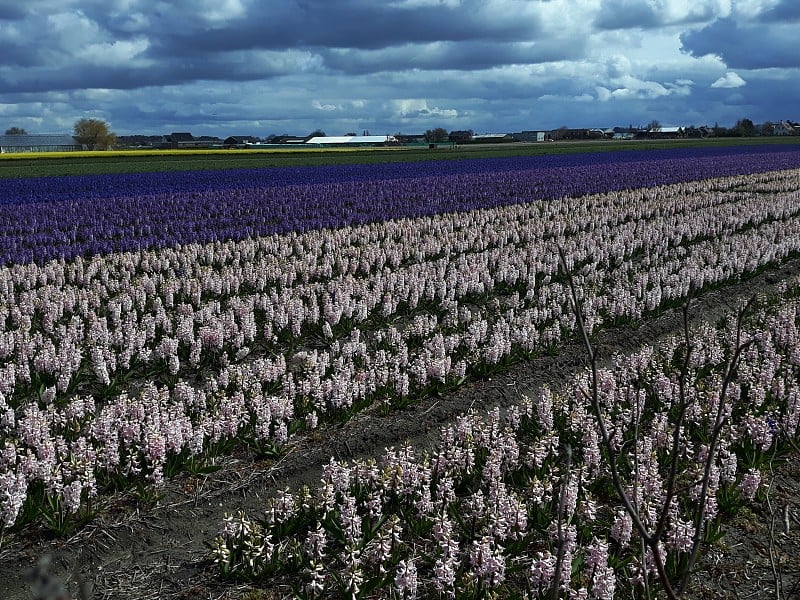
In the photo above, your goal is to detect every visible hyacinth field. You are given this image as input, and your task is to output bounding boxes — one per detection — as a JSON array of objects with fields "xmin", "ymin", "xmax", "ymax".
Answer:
[{"xmin": 2, "ymin": 143, "xmax": 800, "ymax": 598}]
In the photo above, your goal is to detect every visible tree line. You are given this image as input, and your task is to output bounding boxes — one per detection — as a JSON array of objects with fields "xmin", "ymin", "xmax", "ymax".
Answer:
[
  {"xmin": 422, "ymin": 117, "xmax": 792, "ymax": 143},
  {"xmin": 4, "ymin": 116, "xmax": 794, "ymax": 150}
]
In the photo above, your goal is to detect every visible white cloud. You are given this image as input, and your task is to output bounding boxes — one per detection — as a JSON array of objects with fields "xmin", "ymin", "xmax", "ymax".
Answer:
[
  {"xmin": 596, "ymin": 86, "xmax": 612, "ymax": 101},
  {"xmin": 390, "ymin": 99, "xmax": 458, "ymax": 119},
  {"xmin": 312, "ymin": 100, "xmax": 341, "ymax": 111},
  {"xmin": 114, "ymin": 12, "xmax": 150, "ymax": 32},
  {"xmin": 78, "ymin": 38, "xmax": 151, "ymax": 67},
  {"xmin": 732, "ymin": 0, "xmax": 780, "ymax": 18},
  {"xmin": 2, "ymin": 0, "xmax": 797, "ymax": 136},
  {"xmin": 661, "ymin": 0, "xmax": 732, "ymax": 22},
  {"xmin": 0, "ymin": 22, "xmax": 22, "ymax": 43},
  {"xmin": 664, "ymin": 79, "xmax": 694, "ymax": 95},
  {"xmin": 197, "ymin": 0, "xmax": 246, "ymax": 23},
  {"xmin": 538, "ymin": 93, "xmax": 594, "ymax": 102},
  {"xmin": 711, "ymin": 71, "xmax": 746, "ymax": 88},
  {"xmin": 242, "ymin": 49, "xmax": 324, "ymax": 75},
  {"xmin": 608, "ymin": 75, "xmax": 670, "ymax": 98}
]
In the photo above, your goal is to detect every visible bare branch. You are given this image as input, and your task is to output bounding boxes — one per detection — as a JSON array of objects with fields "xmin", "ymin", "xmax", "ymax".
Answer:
[
  {"xmin": 551, "ymin": 443, "xmax": 573, "ymax": 600},
  {"xmin": 557, "ymin": 245, "xmax": 680, "ymax": 600},
  {"xmin": 655, "ymin": 299, "xmax": 693, "ymax": 541},
  {"xmin": 678, "ymin": 296, "xmax": 756, "ymax": 596}
]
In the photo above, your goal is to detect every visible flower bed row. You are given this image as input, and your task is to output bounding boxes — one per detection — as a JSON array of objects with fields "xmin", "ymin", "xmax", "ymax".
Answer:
[
  {"xmin": 1, "ymin": 168, "xmax": 800, "ymax": 532},
  {"xmin": 210, "ymin": 280, "xmax": 800, "ymax": 598},
  {"xmin": 2, "ymin": 145, "xmax": 800, "ymax": 265}
]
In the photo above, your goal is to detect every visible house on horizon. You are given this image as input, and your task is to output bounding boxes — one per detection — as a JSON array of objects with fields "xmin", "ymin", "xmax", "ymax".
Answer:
[
  {"xmin": 611, "ymin": 127, "xmax": 638, "ymax": 140},
  {"xmin": 395, "ymin": 133, "xmax": 427, "ymax": 145},
  {"xmin": 776, "ymin": 120, "xmax": 800, "ymax": 135},
  {"xmin": 550, "ymin": 127, "xmax": 591, "ymax": 140},
  {"xmin": 512, "ymin": 130, "xmax": 548, "ymax": 142},
  {"xmin": 165, "ymin": 132, "xmax": 194, "ymax": 148},
  {"xmin": 647, "ymin": 126, "xmax": 685, "ymax": 139},
  {"xmin": 163, "ymin": 132, "xmax": 222, "ymax": 149},
  {"xmin": 223, "ymin": 135, "xmax": 260, "ymax": 148}
]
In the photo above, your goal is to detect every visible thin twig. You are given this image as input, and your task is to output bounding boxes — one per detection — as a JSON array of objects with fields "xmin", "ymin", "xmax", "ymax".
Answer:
[
  {"xmin": 551, "ymin": 443, "xmax": 573, "ymax": 600},
  {"xmin": 654, "ymin": 300, "xmax": 693, "ymax": 542},
  {"xmin": 679, "ymin": 296, "xmax": 755, "ymax": 596},
  {"xmin": 764, "ymin": 460, "xmax": 785, "ymax": 600},
  {"xmin": 557, "ymin": 245, "xmax": 755, "ymax": 600}
]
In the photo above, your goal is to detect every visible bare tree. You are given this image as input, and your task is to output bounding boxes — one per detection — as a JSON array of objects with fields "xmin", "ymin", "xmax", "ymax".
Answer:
[
  {"xmin": 647, "ymin": 119, "xmax": 662, "ymax": 132},
  {"xmin": 73, "ymin": 118, "xmax": 116, "ymax": 150},
  {"xmin": 424, "ymin": 128, "xmax": 449, "ymax": 143},
  {"xmin": 558, "ymin": 245, "xmax": 755, "ymax": 599}
]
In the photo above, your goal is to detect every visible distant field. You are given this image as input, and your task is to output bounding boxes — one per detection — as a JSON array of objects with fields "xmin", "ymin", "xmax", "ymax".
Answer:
[{"xmin": 1, "ymin": 136, "xmax": 798, "ymax": 178}]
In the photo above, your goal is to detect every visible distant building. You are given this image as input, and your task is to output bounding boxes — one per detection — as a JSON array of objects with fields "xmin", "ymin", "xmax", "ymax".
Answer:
[
  {"xmin": 470, "ymin": 133, "xmax": 514, "ymax": 143},
  {"xmin": 512, "ymin": 130, "xmax": 548, "ymax": 142},
  {"xmin": 610, "ymin": 127, "xmax": 641, "ymax": 140},
  {"xmin": 162, "ymin": 132, "xmax": 221, "ymax": 149},
  {"xmin": 0, "ymin": 133, "xmax": 83, "ymax": 153},
  {"xmin": 267, "ymin": 135, "xmax": 308, "ymax": 144},
  {"xmin": 776, "ymin": 120, "xmax": 799, "ymax": 135},
  {"xmin": 647, "ymin": 126, "xmax": 685, "ymax": 139},
  {"xmin": 699, "ymin": 125, "xmax": 714, "ymax": 138},
  {"xmin": 166, "ymin": 132, "xmax": 194, "ymax": 148},
  {"xmin": 115, "ymin": 135, "xmax": 168, "ymax": 148},
  {"xmin": 550, "ymin": 127, "xmax": 590, "ymax": 141},
  {"xmin": 305, "ymin": 135, "xmax": 399, "ymax": 147},
  {"xmin": 682, "ymin": 126, "xmax": 714, "ymax": 138},
  {"xmin": 223, "ymin": 136, "xmax": 261, "ymax": 148},
  {"xmin": 448, "ymin": 130, "xmax": 474, "ymax": 144},
  {"xmin": 395, "ymin": 133, "xmax": 427, "ymax": 145}
]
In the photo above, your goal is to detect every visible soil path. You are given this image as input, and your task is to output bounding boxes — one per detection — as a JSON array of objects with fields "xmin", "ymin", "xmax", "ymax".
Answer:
[{"xmin": 2, "ymin": 259, "xmax": 800, "ymax": 599}]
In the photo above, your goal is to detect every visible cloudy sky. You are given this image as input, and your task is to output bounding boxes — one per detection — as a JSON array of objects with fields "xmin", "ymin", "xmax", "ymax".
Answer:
[{"xmin": 1, "ymin": 0, "xmax": 798, "ymax": 137}]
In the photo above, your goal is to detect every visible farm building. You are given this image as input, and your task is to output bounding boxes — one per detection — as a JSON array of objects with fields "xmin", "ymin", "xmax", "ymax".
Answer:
[
  {"xmin": 550, "ymin": 127, "xmax": 592, "ymax": 141},
  {"xmin": 305, "ymin": 135, "xmax": 399, "ymax": 147},
  {"xmin": 395, "ymin": 133, "xmax": 428, "ymax": 145},
  {"xmin": 268, "ymin": 135, "xmax": 308, "ymax": 144},
  {"xmin": 776, "ymin": 120, "xmax": 800, "ymax": 135},
  {"xmin": 223, "ymin": 136, "xmax": 260, "ymax": 148},
  {"xmin": 471, "ymin": 133, "xmax": 515, "ymax": 143},
  {"xmin": 586, "ymin": 128, "xmax": 615, "ymax": 139},
  {"xmin": 161, "ymin": 133, "xmax": 222, "ymax": 149},
  {"xmin": 513, "ymin": 130, "xmax": 548, "ymax": 142},
  {"xmin": 647, "ymin": 126, "xmax": 685, "ymax": 139},
  {"xmin": 0, "ymin": 134, "xmax": 83, "ymax": 153}
]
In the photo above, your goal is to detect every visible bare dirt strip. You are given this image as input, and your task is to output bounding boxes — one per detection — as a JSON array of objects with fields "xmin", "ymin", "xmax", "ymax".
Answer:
[{"xmin": 2, "ymin": 258, "xmax": 799, "ymax": 600}]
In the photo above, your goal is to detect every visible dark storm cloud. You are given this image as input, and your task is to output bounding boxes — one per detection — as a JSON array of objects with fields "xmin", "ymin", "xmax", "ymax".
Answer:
[
  {"xmin": 0, "ymin": 51, "xmax": 312, "ymax": 94},
  {"xmin": 593, "ymin": 0, "xmax": 718, "ymax": 30},
  {"xmin": 0, "ymin": 5, "xmax": 27, "ymax": 20},
  {"xmin": 141, "ymin": 0, "xmax": 541, "ymax": 58},
  {"xmin": 0, "ymin": 41, "xmax": 42, "ymax": 68},
  {"xmin": 0, "ymin": 0, "xmax": 546, "ymax": 93},
  {"xmin": 759, "ymin": 0, "xmax": 800, "ymax": 23},
  {"xmin": 320, "ymin": 39, "xmax": 584, "ymax": 75},
  {"xmin": 680, "ymin": 18, "xmax": 800, "ymax": 70},
  {"xmin": 593, "ymin": 0, "xmax": 660, "ymax": 30},
  {"xmin": 3, "ymin": 0, "xmax": 798, "ymax": 136}
]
